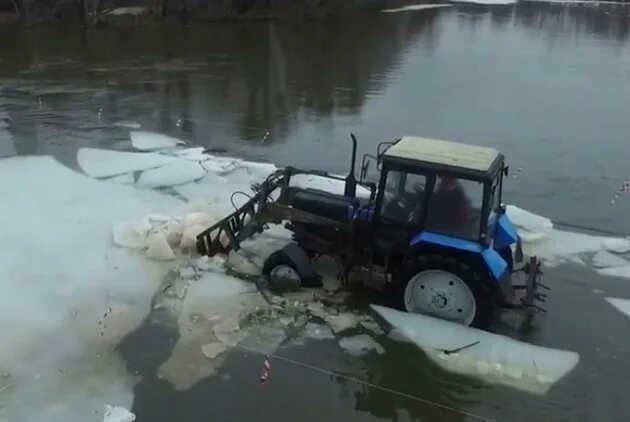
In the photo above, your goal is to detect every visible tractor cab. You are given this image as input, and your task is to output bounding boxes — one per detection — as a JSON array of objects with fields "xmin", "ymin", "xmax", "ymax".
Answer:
[{"xmin": 369, "ymin": 136, "xmax": 505, "ymax": 248}]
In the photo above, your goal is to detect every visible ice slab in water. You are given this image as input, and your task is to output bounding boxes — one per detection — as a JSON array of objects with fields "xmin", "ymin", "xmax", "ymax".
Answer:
[
  {"xmin": 372, "ymin": 305, "xmax": 579, "ymax": 394},
  {"xmin": 146, "ymin": 232, "xmax": 176, "ymax": 261},
  {"xmin": 130, "ymin": 130, "xmax": 182, "ymax": 150},
  {"xmin": 113, "ymin": 121, "xmax": 141, "ymax": 129},
  {"xmin": 0, "ymin": 156, "xmax": 180, "ymax": 420},
  {"xmin": 382, "ymin": 3, "xmax": 452, "ymax": 12},
  {"xmin": 103, "ymin": 405, "xmax": 136, "ymax": 422},
  {"xmin": 592, "ymin": 250, "xmax": 629, "ymax": 268},
  {"xmin": 339, "ymin": 334, "xmax": 385, "ymax": 356},
  {"xmin": 107, "ymin": 6, "xmax": 149, "ymax": 15},
  {"xmin": 506, "ymin": 205, "xmax": 553, "ymax": 242},
  {"xmin": 325, "ymin": 312, "xmax": 364, "ymax": 333},
  {"xmin": 605, "ymin": 297, "xmax": 630, "ymax": 318},
  {"xmin": 78, "ymin": 148, "xmax": 177, "ymax": 178},
  {"xmin": 136, "ymin": 160, "xmax": 206, "ymax": 188},
  {"xmin": 158, "ymin": 272, "xmax": 264, "ymax": 390},
  {"xmin": 597, "ymin": 266, "xmax": 630, "ymax": 280},
  {"xmin": 454, "ymin": 0, "xmax": 516, "ymax": 4},
  {"xmin": 603, "ymin": 238, "xmax": 630, "ymax": 254}
]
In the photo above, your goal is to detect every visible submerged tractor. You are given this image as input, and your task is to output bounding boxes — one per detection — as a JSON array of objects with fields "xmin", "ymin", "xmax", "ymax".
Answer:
[{"xmin": 197, "ymin": 135, "xmax": 545, "ymax": 328}]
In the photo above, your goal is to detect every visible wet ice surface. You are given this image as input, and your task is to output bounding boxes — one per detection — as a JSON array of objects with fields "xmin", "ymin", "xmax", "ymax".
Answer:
[
  {"xmin": 5, "ymin": 138, "xmax": 630, "ymax": 419},
  {"xmin": 372, "ymin": 306, "xmax": 578, "ymax": 394}
]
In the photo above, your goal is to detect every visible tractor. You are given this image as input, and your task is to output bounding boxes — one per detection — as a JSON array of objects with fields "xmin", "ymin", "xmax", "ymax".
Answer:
[{"xmin": 196, "ymin": 135, "xmax": 545, "ymax": 328}]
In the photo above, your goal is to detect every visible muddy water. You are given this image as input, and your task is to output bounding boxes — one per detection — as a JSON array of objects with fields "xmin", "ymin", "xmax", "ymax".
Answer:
[{"xmin": 3, "ymin": 3, "xmax": 630, "ymax": 421}]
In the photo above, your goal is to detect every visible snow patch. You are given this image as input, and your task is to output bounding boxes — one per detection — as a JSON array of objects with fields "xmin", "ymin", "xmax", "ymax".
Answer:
[
  {"xmin": 289, "ymin": 173, "xmax": 371, "ymax": 199},
  {"xmin": 372, "ymin": 305, "xmax": 579, "ymax": 394},
  {"xmin": 605, "ymin": 297, "xmax": 630, "ymax": 318},
  {"xmin": 339, "ymin": 334, "xmax": 385, "ymax": 356},
  {"xmin": 506, "ymin": 205, "xmax": 553, "ymax": 243},
  {"xmin": 130, "ymin": 130, "xmax": 183, "ymax": 151}
]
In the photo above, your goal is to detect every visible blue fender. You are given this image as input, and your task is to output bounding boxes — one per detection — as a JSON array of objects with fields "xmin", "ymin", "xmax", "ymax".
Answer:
[
  {"xmin": 494, "ymin": 214, "xmax": 519, "ymax": 251},
  {"xmin": 409, "ymin": 231, "xmax": 508, "ymax": 280}
]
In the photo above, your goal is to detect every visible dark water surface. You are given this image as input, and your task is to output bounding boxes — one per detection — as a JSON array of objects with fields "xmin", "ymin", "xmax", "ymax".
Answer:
[{"xmin": 3, "ymin": 3, "xmax": 630, "ymax": 421}]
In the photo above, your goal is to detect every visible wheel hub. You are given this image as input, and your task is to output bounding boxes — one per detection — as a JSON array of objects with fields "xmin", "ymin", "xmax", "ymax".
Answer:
[
  {"xmin": 404, "ymin": 269, "xmax": 476, "ymax": 325},
  {"xmin": 269, "ymin": 264, "xmax": 301, "ymax": 291}
]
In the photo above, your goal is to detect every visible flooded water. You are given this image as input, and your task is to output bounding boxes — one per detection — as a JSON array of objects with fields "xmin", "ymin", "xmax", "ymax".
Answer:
[{"xmin": 3, "ymin": 2, "xmax": 630, "ymax": 421}]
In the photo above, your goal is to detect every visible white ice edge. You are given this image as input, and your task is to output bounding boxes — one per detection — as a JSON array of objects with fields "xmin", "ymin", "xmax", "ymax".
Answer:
[
  {"xmin": 130, "ymin": 131, "xmax": 183, "ymax": 151},
  {"xmin": 0, "ymin": 156, "xmax": 182, "ymax": 421},
  {"xmin": 381, "ymin": 4, "xmax": 453, "ymax": 12},
  {"xmin": 372, "ymin": 305, "xmax": 579, "ymax": 394},
  {"xmin": 605, "ymin": 297, "xmax": 630, "ymax": 318}
]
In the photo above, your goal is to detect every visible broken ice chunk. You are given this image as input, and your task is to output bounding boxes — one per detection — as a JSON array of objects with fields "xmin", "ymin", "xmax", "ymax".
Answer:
[
  {"xmin": 78, "ymin": 148, "xmax": 177, "ymax": 178},
  {"xmin": 605, "ymin": 297, "xmax": 630, "ymax": 318},
  {"xmin": 103, "ymin": 405, "xmax": 135, "ymax": 422},
  {"xmin": 325, "ymin": 312, "xmax": 363, "ymax": 333},
  {"xmin": 136, "ymin": 161, "xmax": 206, "ymax": 188},
  {"xmin": 130, "ymin": 130, "xmax": 183, "ymax": 150},
  {"xmin": 505, "ymin": 205, "xmax": 553, "ymax": 242},
  {"xmin": 146, "ymin": 232, "xmax": 176, "ymax": 261},
  {"xmin": 112, "ymin": 218, "xmax": 152, "ymax": 249},
  {"xmin": 603, "ymin": 238, "xmax": 630, "ymax": 254},
  {"xmin": 201, "ymin": 342, "xmax": 228, "ymax": 360},
  {"xmin": 338, "ymin": 334, "xmax": 385, "ymax": 356},
  {"xmin": 592, "ymin": 250, "xmax": 629, "ymax": 268}
]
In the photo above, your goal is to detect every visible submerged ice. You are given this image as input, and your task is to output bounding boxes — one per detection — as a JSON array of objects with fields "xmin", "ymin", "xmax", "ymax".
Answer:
[{"xmin": 372, "ymin": 305, "xmax": 579, "ymax": 394}]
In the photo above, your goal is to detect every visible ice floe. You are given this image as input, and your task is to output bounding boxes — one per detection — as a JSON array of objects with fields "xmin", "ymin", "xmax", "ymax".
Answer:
[
  {"xmin": 130, "ymin": 130, "xmax": 183, "ymax": 151},
  {"xmin": 372, "ymin": 305, "xmax": 579, "ymax": 394},
  {"xmin": 451, "ymin": 0, "xmax": 516, "ymax": 4},
  {"xmin": 605, "ymin": 297, "xmax": 630, "ymax": 318},
  {"xmin": 0, "ymin": 156, "xmax": 181, "ymax": 421},
  {"xmin": 136, "ymin": 160, "xmax": 206, "ymax": 188},
  {"xmin": 113, "ymin": 121, "xmax": 142, "ymax": 129},
  {"xmin": 507, "ymin": 205, "xmax": 630, "ymax": 270},
  {"xmin": 382, "ymin": 3, "xmax": 452, "ymax": 12},
  {"xmin": 103, "ymin": 405, "xmax": 136, "ymax": 422},
  {"xmin": 78, "ymin": 148, "xmax": 177, "ymax": 178},
  {"xmin": 339, "ymin": 334, "xmax": 385, "ymax": 356}
]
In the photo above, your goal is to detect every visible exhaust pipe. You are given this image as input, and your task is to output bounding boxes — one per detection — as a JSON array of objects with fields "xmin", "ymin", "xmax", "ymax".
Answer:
[{"xmin": 344, "ymin": 133, "xmax": 358, "ymax": 198}]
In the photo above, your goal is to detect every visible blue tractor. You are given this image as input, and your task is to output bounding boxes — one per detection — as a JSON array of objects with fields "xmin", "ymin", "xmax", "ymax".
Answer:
[{"xmin": 197, "ymin": 135, "xmax": 544, "ymax": 328}]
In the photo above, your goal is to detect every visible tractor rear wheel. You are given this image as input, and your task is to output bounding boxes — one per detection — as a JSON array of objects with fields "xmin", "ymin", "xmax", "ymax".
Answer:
[{"xmin": 395, "ymin": 255, "xmax": 496, "ymax": 328}]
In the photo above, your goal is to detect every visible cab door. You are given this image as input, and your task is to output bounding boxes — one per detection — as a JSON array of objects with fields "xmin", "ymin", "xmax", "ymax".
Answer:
[{"xmin": 371, "ymin": 165, "xmax": 432, "ymax": 261}]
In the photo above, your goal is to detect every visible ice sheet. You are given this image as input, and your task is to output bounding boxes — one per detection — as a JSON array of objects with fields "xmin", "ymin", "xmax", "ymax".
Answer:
[
  {"xmin": 130, "ymin": 130, "xmax": 183, "ymax": 150},
  {"xmin": 78, "ymin": 148, "xmax": 177, "ymax": 178},
  {"xmin": 592, "ymin": 250, "xmax": 629, "ymax": 268},
  {"xmin": 0, "ymin": 156, "xmax": 181, "ymax": 421},
  {"xmin": 136, "ymin": 160, "xmax": 206, "ymax": 188},
  {"xmin": 113, "ymin": 121, "xmax": 141, "ymax": 129},
  {"xmin": 507, "ymin": 205, "xmax": 630, "ymax": 269},
  {"xmin": 103, "ymin": 405, "xmax": 136, "ymax": 422},
  {"xmin": 382, "ymin": 4, "xmax": 452, "ymax": 12},
  {"xmin": 597, "ymin": 266, "xmax": 630, "ymax": 280},
  {"xmin": 452, "ymin": 0, "xmax": 516, "ymax": 4},
  {"xmin": 338, "ymin": 334, "xmax": 385, "ymax": 356},
  {"xmin": 605, "ymin": 297, "xmax": 630, "ymax": 318},
  {"xmin": 372, "ymin": 305, "xmax": 579, "ymax": 394}
]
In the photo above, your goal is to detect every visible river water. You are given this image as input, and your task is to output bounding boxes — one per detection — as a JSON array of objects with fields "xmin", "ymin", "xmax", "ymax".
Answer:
[{"xmin": 2, "ymin": 2, "xmax": 630, "ymax": 421}]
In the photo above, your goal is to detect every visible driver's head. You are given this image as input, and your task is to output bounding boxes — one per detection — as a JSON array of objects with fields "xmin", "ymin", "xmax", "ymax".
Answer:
[{"xmin": 439, "ymin": 175, "xmax": 458, "ymax": 190}]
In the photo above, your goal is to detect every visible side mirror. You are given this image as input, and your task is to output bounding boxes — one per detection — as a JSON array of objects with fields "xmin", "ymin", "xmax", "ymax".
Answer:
[{"xmin": 503, "ymin": 166, "xmax": 509, "ymax": 177}]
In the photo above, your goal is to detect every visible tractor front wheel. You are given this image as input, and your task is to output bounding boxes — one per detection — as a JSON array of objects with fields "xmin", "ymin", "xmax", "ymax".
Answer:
[{"xmin": 395, "ymin": 255, "xmax": 496, "ymax": 328}]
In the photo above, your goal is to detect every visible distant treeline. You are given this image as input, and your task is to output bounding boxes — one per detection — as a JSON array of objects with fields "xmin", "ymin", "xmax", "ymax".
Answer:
[{"xmin": 0, "ymin": 0, "xmax": 395, "ymax": 24}]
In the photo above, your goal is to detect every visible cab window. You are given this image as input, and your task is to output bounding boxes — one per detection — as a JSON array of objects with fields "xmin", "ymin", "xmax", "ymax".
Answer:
[{"xmin": 381, "ymin": 170, "xmax": 426, "ymax": 225}]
